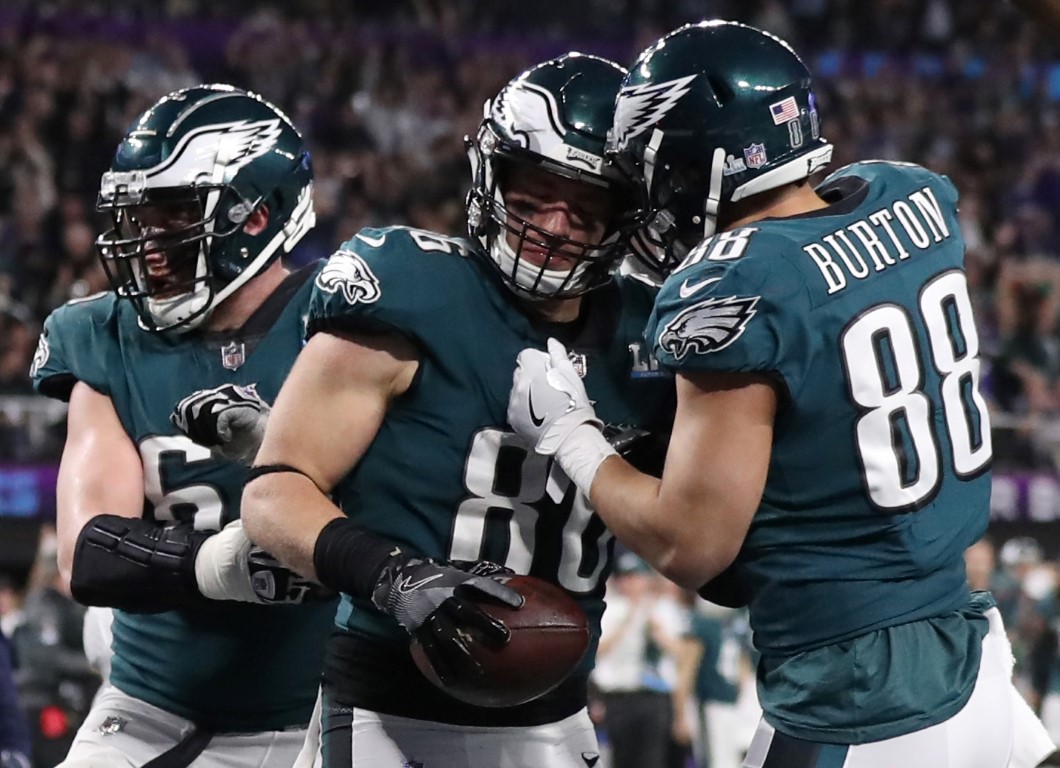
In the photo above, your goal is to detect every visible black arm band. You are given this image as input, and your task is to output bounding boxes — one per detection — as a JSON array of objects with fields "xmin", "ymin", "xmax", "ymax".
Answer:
[
  {"xmin": 312, "ymin": 517, "xmax": 409, "ymax": 600},
  {"xmin": 245, "ymin": 463, "xmax": 314, "ymax": 485},
  {"xmin": 70, "ymin": 514, "xmax": 210, "ymax": 613}
]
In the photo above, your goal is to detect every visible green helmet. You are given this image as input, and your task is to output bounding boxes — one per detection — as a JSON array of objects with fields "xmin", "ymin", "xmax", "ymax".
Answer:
[
  {"xmin": 96, "ymin": 84, "xmax": 315, "ymax": 332},
  {"xmin": 466, "ymin": 52, "xmax": 631, "ymax": 299},
  {"xmin": 607, "ymin": 20, "xmax": 833, "ymax": 273}
]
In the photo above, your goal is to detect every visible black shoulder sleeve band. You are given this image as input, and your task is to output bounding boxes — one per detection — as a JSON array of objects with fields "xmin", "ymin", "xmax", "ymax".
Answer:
[
  {"xmin": 70, "ymin": 514, "xmax": 210, "ymax": 613},
  {"xmin": 312, "ymin": 517, "xmax": 408, "ymax": 600}
]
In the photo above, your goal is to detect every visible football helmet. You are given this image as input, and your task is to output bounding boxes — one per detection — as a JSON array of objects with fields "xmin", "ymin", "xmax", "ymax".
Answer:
[
  {"xmin": 607, "ymin": 20, "xmax": 833, "ymax": 273},
  {"xmin": 466, "ymin": 53, "xmax": 631, "ymax": 300},
  {"xmin": 96, "ymin": 84, "xmax": 315, "ymax": 332}
]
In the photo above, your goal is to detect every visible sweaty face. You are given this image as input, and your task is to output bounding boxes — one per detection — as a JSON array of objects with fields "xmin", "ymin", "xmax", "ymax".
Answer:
[
  {"xmin": 117, "ymin": 202, "xmax": 203, "ymax": 298},
  {"xmin": 500, "ymin": 164, "xmax": 613, "ymax": 271}
]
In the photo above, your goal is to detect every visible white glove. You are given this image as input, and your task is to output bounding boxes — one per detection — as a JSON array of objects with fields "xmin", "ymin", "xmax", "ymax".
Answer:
[
  {"xmin": 508, "ymin": 338, "xmax": 617, "ymax": 492},
  {"xmin": 171, "ymin": 383, "xmax": 270, "ymax": 465},
  {"xmin": 194, "ymin": 520, "xmax": 329, "ymax": 605}
]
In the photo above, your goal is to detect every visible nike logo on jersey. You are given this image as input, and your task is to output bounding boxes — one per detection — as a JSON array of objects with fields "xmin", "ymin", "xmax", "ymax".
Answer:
[
  {"xmin": 678, "ymin": 276, "xmax": 721, "ymax": 299},
  {"xmin": 581, "ymin": 753, "xmax": 600, "ymax": 767},
  {"xmin": 528, "ymin": 391, "xmax": 546, "ymax": 427},
  {"xmin": 395, "ymin": 573, "xmax": 444, "ymax": 593},
  {"xmin": 355, "ymin": 232, "xmax": 387, "ymax": 248}
]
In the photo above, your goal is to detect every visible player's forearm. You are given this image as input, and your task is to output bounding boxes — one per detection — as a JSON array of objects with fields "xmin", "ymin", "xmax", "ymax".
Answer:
[
  {"xmin": 241, "ymin": 471, "xmax": 342, "ymax": 581},
  {"xmin": 590, "ymin": 457, "xmax": 738, "ymax": 590}
]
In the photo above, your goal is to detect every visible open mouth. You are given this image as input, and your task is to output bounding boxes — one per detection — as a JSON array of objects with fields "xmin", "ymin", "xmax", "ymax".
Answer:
[{"xmin": 142, "ymin": 246, "xmax": 199, "ymax": 299}]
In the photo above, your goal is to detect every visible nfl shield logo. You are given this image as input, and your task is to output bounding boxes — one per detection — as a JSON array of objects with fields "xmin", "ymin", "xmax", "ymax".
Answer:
[
  {"xmin": 99, "ymin": 716, "xmax": 127, "ymax": 735},
  {"xmin": 743, "ymin": 143, "xmax": 768, "ymax": 169},
  {"xmin": 569, "ymin": 352, "xmax": 588, "ymax": 378},
  {"xmin": 221, "ymin": 341, "xmax": 245, "ymax": 371}
]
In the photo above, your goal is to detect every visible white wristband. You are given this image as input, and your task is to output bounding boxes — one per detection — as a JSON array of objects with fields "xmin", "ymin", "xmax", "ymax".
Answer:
[{"xmin": 555, "ymin": 423, "xmax": 618, "ymax": 495}]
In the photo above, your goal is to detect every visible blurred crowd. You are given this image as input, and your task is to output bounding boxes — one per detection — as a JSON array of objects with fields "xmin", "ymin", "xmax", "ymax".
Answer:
[
  {"xmin": 0, "ymin": 0, "xmax": 1060, "ymax": 465},
  {"xmin": 4, "ymin": 0, "xmax": 1060, "ymax": 765}
]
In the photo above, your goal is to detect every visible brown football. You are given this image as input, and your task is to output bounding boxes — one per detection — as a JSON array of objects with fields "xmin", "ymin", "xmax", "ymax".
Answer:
[{"xmin": 409, "ymin": 574, "xmax": 590, "ymax": 708}]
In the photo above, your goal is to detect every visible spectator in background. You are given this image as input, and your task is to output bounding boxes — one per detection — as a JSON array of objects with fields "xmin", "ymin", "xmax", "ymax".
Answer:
[
  {"xmin": 593, "ymin": 553, "xmax": 680, "ymax": 768},
  {"xmin": 9, "ymin": 527, "xmax": 98, "ymax": 768},
  {"xmin": 675, "ymin": 602, "xmax": 759, "ymax": 768},
  {"xmin": 0, "ymin": 301, "xmax": 35, "ymax": 395},
  {"xmin": 0, "ymin": 626, "xmax": 31, "ymax": 768},
  {"xmin": 0, "ymin": 580, "xmax": 22, "ymax": 642}
]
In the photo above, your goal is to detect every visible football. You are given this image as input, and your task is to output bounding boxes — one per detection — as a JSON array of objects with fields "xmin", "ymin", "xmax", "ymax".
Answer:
[{"xmin": 410, "ymin": 574, "xmax": 590, "ymax": 708}]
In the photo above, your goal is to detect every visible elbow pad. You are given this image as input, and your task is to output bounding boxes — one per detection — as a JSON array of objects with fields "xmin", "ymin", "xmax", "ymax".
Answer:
[{"xmin": 70, "ymin": 514, "xmax": 210, "ymax": 613}]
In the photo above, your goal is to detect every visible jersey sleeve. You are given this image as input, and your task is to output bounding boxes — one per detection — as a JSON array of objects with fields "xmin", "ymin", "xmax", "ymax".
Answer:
[
  {"xmin": 30, "ymin": 294, "xmax": 118, "ymax": 402},
  {"xmin": 646, "ymin": 231, "xmax": 813, "ymax": 396},
  {"xmin": 826, "ymin": 160, "xmax": 959, "ymax": 209},
  {"xmin": 306, "ymin": 226, "xmax": 476, "ymax": 346}
]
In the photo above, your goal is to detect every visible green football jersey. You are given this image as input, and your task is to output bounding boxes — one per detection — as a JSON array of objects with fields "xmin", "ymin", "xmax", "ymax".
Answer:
[
  {"xmin": 646, "ymin": 161, "xmax": 992, "ymax": 741},
  {"xmin": 31, "ymin": 266, "xmax": 337, "ymax": 732},
  {"xmin": 308, "ymin": 226, "xmax": 674, "ymax": 677}
]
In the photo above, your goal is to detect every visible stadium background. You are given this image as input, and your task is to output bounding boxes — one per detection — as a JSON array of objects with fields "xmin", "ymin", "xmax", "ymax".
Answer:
[{"xmin": 1, "ymin": 0, "xmax": 1060, "ymax": 765}]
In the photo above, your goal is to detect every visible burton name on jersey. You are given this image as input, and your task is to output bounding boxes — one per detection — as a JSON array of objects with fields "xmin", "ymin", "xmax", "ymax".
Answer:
[{"xmin": 647, "ymin": 161, "xmax": 992, "ymax": 742}]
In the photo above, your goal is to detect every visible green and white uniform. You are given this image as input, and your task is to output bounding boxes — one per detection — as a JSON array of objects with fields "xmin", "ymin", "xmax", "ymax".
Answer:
[
  {"xmin": 648, "ymin": 162, "xmax": 995, "ymax": 745},
  {"xmin": 32, "ymin": 266, "xmax": 336, "ymax": 766},
  {"xmin": 308, "ymin": 226, "xmax": 673, "ymax": 732}
]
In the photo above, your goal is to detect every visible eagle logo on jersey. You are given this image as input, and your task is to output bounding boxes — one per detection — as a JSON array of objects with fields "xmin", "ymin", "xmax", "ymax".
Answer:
[
  {"xmin": 315, "ymin": 250, "xmax": 381, "ymax": 306},
  {"xmin": 29, "ymin": 333, "xmax": 49, "ymax": 379},
  {"xmin": 607, "ymin": 75, "xmax": 697, "ymax": 153},
  {"xmin": 658, "ymin": 295, "xmax": 759, "ymax": 360}
]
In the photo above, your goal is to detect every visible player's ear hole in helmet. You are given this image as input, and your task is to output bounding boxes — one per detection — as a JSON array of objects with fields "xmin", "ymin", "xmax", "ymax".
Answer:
[
  {"xmin": 465, "ymin": 52, "xmax": 637, "ymax": 301},
  {"xmin": 606, "ymin": 20, "xmax": 834, "ymax": 275},
  {"xmin": 96, "ymin": 83, "xmax": 316, "ymax": 332}
]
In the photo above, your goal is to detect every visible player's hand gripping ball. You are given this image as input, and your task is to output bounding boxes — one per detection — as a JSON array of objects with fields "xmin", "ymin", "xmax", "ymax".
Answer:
[{"xmin": 410, "ymin": 574, "xmax": 590, "ymax": 708}]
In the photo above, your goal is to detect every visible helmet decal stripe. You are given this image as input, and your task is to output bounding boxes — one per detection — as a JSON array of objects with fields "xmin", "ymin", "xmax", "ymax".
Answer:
[
  {"xmin": 495, "ymin": 81, "xmax": 567, "ymax": 145},
  {"xmin": 609, "ymin": 74, "xmax": 697, "ymax": 153},
  {"xmin": 491, "ymin": 81, "xmax": 608, "ymax": 172},
  {"xmin": 136, "ymin": 120, "xmax": 282, "ymax": 188}
]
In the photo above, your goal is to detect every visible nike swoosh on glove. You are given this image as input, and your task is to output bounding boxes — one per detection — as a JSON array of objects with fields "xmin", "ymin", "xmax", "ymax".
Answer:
[
  {"xmin": 508, "ymin": 338, "xmax": 603, "ymax": 455},
  {"xmin": 372, "ymin": 557, "xmax": 524, "ymax": 684}
]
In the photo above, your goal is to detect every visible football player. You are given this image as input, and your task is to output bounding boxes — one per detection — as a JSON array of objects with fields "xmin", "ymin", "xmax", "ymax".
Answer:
[
  {"xmin": 240, "ymin": 53, "xmax": 674, "ymax": 767},
  {"xmin": 506, "ymin": 21, "xmax": 1057, "ymax": 767},
  {"xmin": 31, "ymin": 84, "xmax": 338, "ymax": 768}
]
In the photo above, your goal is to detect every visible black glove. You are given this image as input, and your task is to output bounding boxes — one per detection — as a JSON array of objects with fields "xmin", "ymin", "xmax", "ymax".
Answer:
[
  {"xmin": 171, "ymin": 383, "xmax": 270, "ymax": 465},
  {"xmin": 371, "ymin": 557, "xmax": 524, "ymax": 684},
  {"xmin": 194, "ymin": 520, "xmax": 333, "ymax": 605},
  {"xmin": 247, "ymin": 547, "xmax": 335, "ymax": 605}
]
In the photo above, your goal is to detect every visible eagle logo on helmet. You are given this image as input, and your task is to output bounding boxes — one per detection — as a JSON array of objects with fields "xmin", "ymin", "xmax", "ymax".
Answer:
[
  {"xmin": 608, "ymin": 75, "xmax": 697, "ymax": 153},
  {"xmin": 316, "ymin": 250, "xmax": 382, "ymax": 306},
  {"xmin": 491, "ymin": 81, "xmax": 606, "ymax": 173},
  {"xmin": 138, "ymin": 118, "xmax": 284, "ymax": 188},
  {"xmin": 213, "ymin": 119, "xmax": 283, "ymax": 175},
  {"xmin": 658, "ymin": 295, "xmax": 759, "ymax": 360}
]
